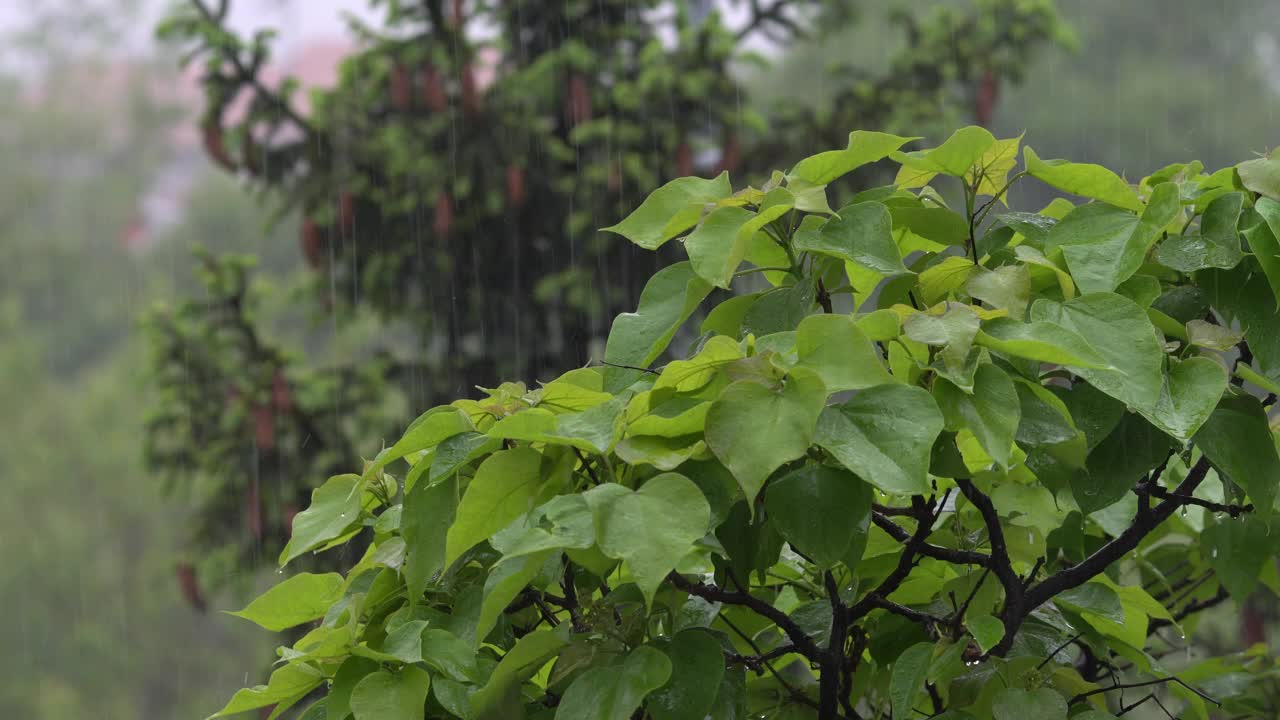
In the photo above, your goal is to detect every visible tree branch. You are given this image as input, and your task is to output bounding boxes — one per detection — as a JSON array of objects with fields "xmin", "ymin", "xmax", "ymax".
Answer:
[
  {"xmin": 954, "ymin": 479, "xmax": 1023, "ymax": 657},
  {"xmin": 668, "ymin": 572, "xmax": 825, "ymax": 660},
  {"xmin": 1068, "ymin": 675, "xmax": 1220, "ymax": 708},
  {"xmin": 872, "ymin": 512, "xmax": 992, "ymax": 567},
  {"xmin": 1017, "ymin": 458, "xmax": 1214, "ymax": 642}
]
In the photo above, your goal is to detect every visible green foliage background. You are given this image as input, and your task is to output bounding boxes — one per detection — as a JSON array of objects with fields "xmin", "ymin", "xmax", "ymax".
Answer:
[{"xmin": 2, "ymin": 0, "xmax": 1280, "ymax": 717}]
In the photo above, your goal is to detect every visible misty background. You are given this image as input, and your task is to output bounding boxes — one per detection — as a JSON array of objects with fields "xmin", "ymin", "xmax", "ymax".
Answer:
[{"xmin": 1, "ymin": 0, "xmax": 1278, "ymax": 717}]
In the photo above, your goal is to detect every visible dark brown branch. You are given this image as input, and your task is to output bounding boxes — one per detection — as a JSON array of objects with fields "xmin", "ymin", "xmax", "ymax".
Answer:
[
  {"xmin": 1150, "ymin": 587, "xmax": 1231, "ymax": 634},
  {"xmin": 819, "ymin": 571, "xmax": 848, "ymax": 719},
  {"xmin": 1016, "ymin": 458, "xmax": 1215, "ymax": 646},
  {"xmin": 948, "ymin": 567, "xmax": 991, "ymax": 639},
  {"xmin": 847, "ymin": 495, "xmax": 948, "ymax": 623},
  {"xmin": 954, "ymin": 479, "xmax": 1023, "ymax": 657},
  {"xmin": 717, "ymin": 612, "xmax": 819, "ymax": 710},
  {"xmin": 668, "ymin": 572, "xmax": 825, "ymax": 661},
  {"xmin": 1148, "ymin": 485, "xmax": 1253, "ymax": 517},
  {"xmin": 1068, "ymin": 675, "xmax": 1220, "ymax": 708},
  {"xmin": 872, "ymin": 512, "xmax": 991, "ymax": 567},
  {"xmin": 728, "ymin": 644, "xmax": 799, "ymax": 673}
]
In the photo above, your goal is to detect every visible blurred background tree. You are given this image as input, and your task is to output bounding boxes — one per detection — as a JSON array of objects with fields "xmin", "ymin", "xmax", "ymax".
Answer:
[
  {"xmin": 0, "ymin": 3, "xmax": 268, "ymax": 716},
  {"xmin": 147, "ymin": 0, "xmax": 1067, "ymax": 589},
  {"xmin": 6, "ymin": 0, "xmax": 1280, "ymax": 715}
]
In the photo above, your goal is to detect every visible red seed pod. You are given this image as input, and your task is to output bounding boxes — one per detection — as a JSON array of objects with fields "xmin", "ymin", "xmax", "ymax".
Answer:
[
  {"xmin": 201, "ymin": 123, "xmax": 236, "ymax": 171},
  {"xmin": 433, "ymin": 192, "xmax": 454, "ymax": 236},
  {"xmin": 421, "ymin": 65, "xmax": 448, "ymax": 112},
  {"xmin": 506, "ymin": 164, "xmax": 526, "ymax": 209},
  {"xmin": 271, "ymin": 370, "xmax": 293, "ymax": 413},
  {"xmin": 975, "ymin": 69, "xmax": 999, "ymax": 128},
  {"xmin": 300, "ymin": 217, "xmax": 323, "ymax": 269},
  {"xmin": 337, "ymin": 190, "xmax": 356, "ymax": 233},
  {"xmin": 253, "ymin": 404, "xmax": 275, "ymax": 449},
  {"xmin": 390, "ymin": 62, "xmax": 412, "ymax": 111},
  {"xmin": 245, "ymin": 478, "xmax": 263, "ymax": 541},
  {"xmin": 460, "ymin": 65, "xmax": 482, "ymax": 116},
  {"xmin": 175, "ymin": 563, "xmax": 207, "ymax": 613},
  {"xmin": 717, "ymin": 133, "xmax": 741, "ymax": 175},
  {"xmin": 607, "ymin": 162, "xmax": 622, "ymax": 193},
  {"xmin": 676, "ymin": 141, "xmax": 693, "ymax": 177},
  {"xmin": 567, "ymin": 73, "xmax": 591, "ymax": 125}
]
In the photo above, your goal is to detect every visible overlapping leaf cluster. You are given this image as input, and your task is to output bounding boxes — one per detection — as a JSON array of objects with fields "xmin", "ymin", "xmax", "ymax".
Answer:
[
  {"xmin": 214, "ymin": 128, "xmax": 1280, "ymax": 719},
  {"xmin": 148, "ymin": 0, "xmax": 1065, "ymax": 580}
]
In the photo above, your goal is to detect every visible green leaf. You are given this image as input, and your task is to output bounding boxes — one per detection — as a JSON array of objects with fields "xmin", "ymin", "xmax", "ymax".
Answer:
[
  {"xmin": 815, "ymin": 384, "xmax": 944, "ymax": 496},
  {"xmin": 788, "ymin": 130, "xmax": 917, "ymax": 185},
  {"xmin": 793, "ymin": 202, "xmax": 910, "ymax": 276},
  {"xmin": 934, "ymin": 364, "xmax": 1020, "ymax": 469},
  {"xmin": 555, "ymin": 646, "xmax": 672, "ymax": 720},
  {"xmin": 228, "ymin": 573, "xmax": 344, "ymax": 632},
  {"xmin": 740, "ymin": 281, "xmax": 815, "ymax": 336},
  {"xmin": 602, "ymin": 173, "xmax": 732, "ymax": 249},
  {"xmin": 350, "ymin": 667, "xmax": 431, "ymax": 720},
  {"xmin": 381, "ymin": 620, "xmax": 428, "ymax": 663},
  {"xmin": 603, "ymin": 262, "xmax": 713, "ymax": 392},
  {"xmin": 209, "ymin": 664, "xmax": 325, "ymax": 719},
  {"xmin": 889, "ymin": 642, "xmax": 934, "ymax": 720},
  {"xmin": 445, "ymin": 448, "xmax": 546, "ymax": 569},
  {"xmin": 1195, "ymin": 394, "xmax": 1280, "ymax": 517},
  {"xmin": 1030, "ymin": 293, "xmax": 1164, "ymax": 413},
  {"xmin": 686, "ymin": 189, "xmax": 794, "ymax": 288},
  {"xmin": 765, "ymin": 465, "xmax": 872, "ymax": 569},
  {"xmin": 892, "ymin": 126, "xmax": 996, "ymax": 177},
  {"xmin": 969, "ymin": 134, "xmax": 1024, "ymax": 197},
  {"xmin": 365, "ymin": 406, "xmax": 472, "ymax": 484},
  {"xmin": 701, "ymin": 292, "xmax": 760, "ymax": 338},
  {"xmin": 590, "ymin": 473, "xmax": 711, "ymax": 604},
  {"xmin": 1200, "ymin": 264, "xmax": 1280, "ymax": 377},
  {"xmin": 975, "ymin": 318, "xmax": 1108, "ymax": 368},
  {"xmin": 918, "ymin": 256, "xmax": 976, "ymax": 306},
  {"xmin": 280, "ymin": 474, "xmax": 362, "ymax": 565},
  {"xmin": 991, "ymin": 687, "xmax": 1068, "ymax": 720},
  {"xmin": 1186, "ymin": 319, "xmax": 1242, "ymax": 350},
  {"xmin": 1046, "ymin": 182, "xmax": 1178, "ymax": 293},
  {"xmin": 795, "ymin": 314, "xmax": 894, "ymax": 391},
  {"xmin": 705, "ymin": 369, "xmax": 827, "ymax": 504},
  {"xmin": 475, "ymin": 551, "xmax": 554, "ymax": 646},
  {"xmin": 1237, "ymin": 153, "xmax": 1280, "ymax": 200},
  {"xmin": 1024, "ymin": 146, "xmax": 1142, "ymax": 211},
  {"xmin": 903, "ymin": 304, "xmax": 981, "ymax": 380},
  {"xmin": 648, "ymin": 630, "xmax": 726, "ymax": 720},
  {"xmin": 402, "ymin": 475, "xmax": 457, "ymax": 598},
  {"xmin": 429, "ymin": 432, "xmax": 499, "ymax": 485},
  {"xmin": 1144, "ymin": 356, "xmax": 1227, "ymax": 441},
  {"xmin": 967, "ymin": 264, "xmax": 1031, "ymax": 319},
  {"xmin": 1057, "ymin": 582, "xmax": 1125, "ymax": 624},
  {"xmin": 1013, "ymin": 379, "xmax": 1078, "ymax": 447},
  {"xmin": 491, "ymin": 494, "xmax": 596, "ymax": 560},
  {"xmin": 1248, "ymin": 197, "xmax": 1280, "ymax": 307},
  {"xmin": 967, "ymin": 615, "xmax": 1005, "ymax": 653},
  {"xmin": 471, "ymin": 628, "xmax": 569, "ymax": 720},
  {"xmin": 327, "ymin": 657, "xmax": 379, "ymax": 720},
  {"xmin": 488, "ymin": 396, "xmax": 627, "ymax": 453},
  {"xmin": 1156, "ymin": 193, "xmax": 1246, "ymax": 272},
  {"xmin": 1203, "ymin": 515, "xmax": 1272, "ymax": 598},
  {"xmin": 889, "ymin": 206, "xmax": 969, "ymax": 247},
  {"xmin": 615, "ymin": 434, "xmax": 704, "ymax": 470},
  {"xmin": 1078, "ymin": 414, "xmax": 1173, "ymax": 514},
  {"xmin": 420, "ymin": 628, "xmax": 480, "ymax": 682}
]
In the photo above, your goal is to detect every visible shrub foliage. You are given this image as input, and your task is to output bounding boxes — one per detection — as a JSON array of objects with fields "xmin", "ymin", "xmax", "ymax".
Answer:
[{"xmin": 213, "ymin": 128, "xmax": 1280, "ymax": 719}]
